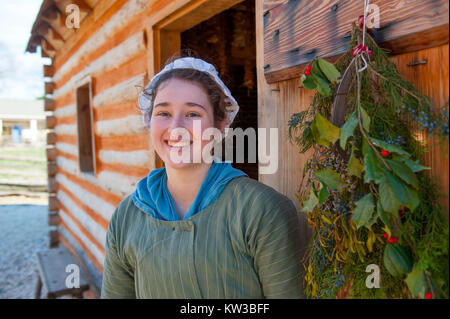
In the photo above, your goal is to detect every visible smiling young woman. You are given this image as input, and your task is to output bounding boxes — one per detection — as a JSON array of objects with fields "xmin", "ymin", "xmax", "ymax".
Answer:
[{"xmin": 100, "ymin": 53, "xmax": 305, "ymax": 299}]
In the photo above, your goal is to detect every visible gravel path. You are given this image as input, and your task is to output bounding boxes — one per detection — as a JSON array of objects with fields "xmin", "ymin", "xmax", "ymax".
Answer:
[{"xmin": 0, "ymin": 203, "xmax": 49, "ymax": 299}]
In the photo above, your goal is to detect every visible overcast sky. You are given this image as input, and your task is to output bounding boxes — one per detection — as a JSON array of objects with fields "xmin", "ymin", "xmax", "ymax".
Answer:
[{"xmin": 0, "ymin": 1, "xmax": 50, "ymax": 100}]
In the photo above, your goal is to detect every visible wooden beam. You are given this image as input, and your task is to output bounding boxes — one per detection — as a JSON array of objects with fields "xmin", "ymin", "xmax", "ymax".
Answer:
[
  {"xmin": 46, "ymin": 116, "xmax": 56, "ymax": 129},
  {"xmin": 46, "ymin": 148, "xmax": 57, "ymax": 162},
  {"xmin": 49, "ymin": 211, "xmax": 60, "ymax": 226},
  {"xmin": 47, "ymin": 132, "xmax": 57, "ymax": 145},
  {"xmin": 48, "ymin": 162, "xmax": 58, "ymax": 177},
  {"xmin": 45, "ymin": 82, "xmax": 55, "ymax": 95},
  {"xmin": 49, "ymin": 229, "xmax": 59, "ymax": 248},
  {"xmin": 49, "ymin": 195, "xmax": 58, "ymax": 211},
  {"xmin": 48, "ymin": 176, "xmax": 58, "ymax": 193},
  {"xmin": 44, "ymin": 98, "xmax": 55, "ymax": 111},
  {"xmin": 43, "ymin": 64, "xmax": 54, "ymax": 77},
  {"xmin": 263, "ymin": 0, "xmax": 449, "ymax": 83}
]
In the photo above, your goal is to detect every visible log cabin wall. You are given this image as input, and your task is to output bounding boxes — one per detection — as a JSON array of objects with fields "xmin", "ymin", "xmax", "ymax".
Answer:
[
  {"xmin": 27, "ymin": 0, "xmax": 449, "ymax": 297},
  {"xmin": 28, "ymin": 0, "xmax": 164, "ymax": 294}
]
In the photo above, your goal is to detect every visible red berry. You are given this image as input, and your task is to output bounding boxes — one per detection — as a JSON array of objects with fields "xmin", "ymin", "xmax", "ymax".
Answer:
[
  {"xmin": 305, "ymin": 70, "xmax": 311, "ymax": 76},
  {"xmin": 383, "ymin": 233, "xmax": 389, "ymax": 239},
  {"xmin": 381, "ymin": 150, "xmax": 389, "ymax": 157},
  {"xmin": 391, "ymin": 237, "xmax": 398, "ymax": 244},
  {"xmin": 387, "ymin": 237, "xmax": 393, "ymax": 243},
  {"xmin": 403, "ymin": 206, "xmax": 409, "ymax": 211},
  {"xmin": 399, "ymin": 210, "xmax": 405, "ymax": 217},
  {"xmin": 425, "ymin": 292, "xmax": 433, "ymax": 299},
  {"xmin": 306, "ymin": 65, "xmax": 312, "ymax": 71}
]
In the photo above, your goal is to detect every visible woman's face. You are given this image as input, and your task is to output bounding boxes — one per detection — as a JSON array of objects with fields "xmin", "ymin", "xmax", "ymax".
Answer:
[{"xmin": 150, "ymin": 78, "xmax": 225, "ymax": 169}]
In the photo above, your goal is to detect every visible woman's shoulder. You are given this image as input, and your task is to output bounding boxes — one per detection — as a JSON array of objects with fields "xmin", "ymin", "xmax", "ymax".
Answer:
[
  {"xmin": 225, "ymin": 176, "xmax": 296, "ymax": 211},
  {"xmin": 109, "ymin": 194, "xmax": 142, "ymax": 229}
]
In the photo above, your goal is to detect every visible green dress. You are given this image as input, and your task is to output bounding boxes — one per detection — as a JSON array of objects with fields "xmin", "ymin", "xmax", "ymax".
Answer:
[{"xmin": 101, "ymin": 176, "xmax": 305, "ymax": 298}]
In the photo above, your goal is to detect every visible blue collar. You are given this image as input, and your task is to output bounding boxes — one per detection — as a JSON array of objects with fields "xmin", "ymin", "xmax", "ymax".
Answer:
[{"xmin": 132, "ymin": 159, "xmax": 247, "ymax": 221}]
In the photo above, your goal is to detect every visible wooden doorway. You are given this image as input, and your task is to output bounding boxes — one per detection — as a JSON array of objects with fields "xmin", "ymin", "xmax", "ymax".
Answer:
[{"xmin": 148, "ymin": 0, "xmax": 258, "ymax": 180}]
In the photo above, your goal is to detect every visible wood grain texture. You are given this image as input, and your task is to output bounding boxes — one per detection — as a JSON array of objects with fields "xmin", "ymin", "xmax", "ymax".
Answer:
[
  {"xmin": 390, "ymin": 44, "xmax": 449, "ymax": 214},
  {"xmin": 263, "ymin": 0, "xmax": 449, "ymax": 83},
  {"xmin": 257, "ymin": 0, "xmax": 313, "ymax": 260}
]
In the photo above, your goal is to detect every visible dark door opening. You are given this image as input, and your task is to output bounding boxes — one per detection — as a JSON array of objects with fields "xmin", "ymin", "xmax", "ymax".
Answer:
[{"xmin": 180, "ymin": 0, "xmax": 258, "ymax": 180}]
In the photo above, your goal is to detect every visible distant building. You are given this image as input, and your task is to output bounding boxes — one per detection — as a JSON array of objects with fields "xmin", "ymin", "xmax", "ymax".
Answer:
[{"xmin": 0, "ymin": 99, "xmax": 47, "ymax": 146}]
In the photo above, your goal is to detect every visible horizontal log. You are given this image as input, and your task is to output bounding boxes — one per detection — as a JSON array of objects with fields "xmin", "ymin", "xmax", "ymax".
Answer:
[
  {"xmin": 48, "ymin": 195, "xmax": 58, "ymax": 211},
  {"xmin": 49, "ymin": 211, "xmax": 60, "ymax": 226},
  {"xmin": 45, "ymin": 82, "xmax": 55, "ymax": 95},
  {"xmin": 43, "ymin": 64, "xmax": 54, "ymax": 77},
  {"xmin": 46, "ymin": 116, "xmax": 56, "ymax": 129},
  {"xmin": 263, "ymin": 0, "xmax": 449, "ymax": 83},
  {"xmin": 47, "ymin": 131, "xmax": 57, "ymax": 145},
  {"xmin": 46, "ymin": 148, "xmax": 57, "ymax": 161},
  {"xmin": 49, "ymin": 229, "xmax": 59, "ymax": 248},
  {"xmin": 48, "ymin": 176, "xmax": 57, "ymax": 193},
  {"xmin": 48, "ymin": 162, "xmax": 57, "ymax": 176},
  {"xmin": 44, "ymin": 98, "xmax": 55, "ymax": 111}
]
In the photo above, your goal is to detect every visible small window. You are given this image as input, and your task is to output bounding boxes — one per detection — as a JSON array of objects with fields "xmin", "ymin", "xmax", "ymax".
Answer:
[{"xmin": 75, "ymin": 82, "xmax": 96, "ymax": 173}]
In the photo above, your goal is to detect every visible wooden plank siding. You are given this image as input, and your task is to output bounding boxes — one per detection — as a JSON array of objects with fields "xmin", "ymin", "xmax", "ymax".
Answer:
[
  {"xmin": 263, "ymin": 0, "xmax": 449, "ymax": 83},
  {"xmin": 390, "ymin": 44, "xmax": 449, "ymax": 213},
  {"xmin": 47, "ymin": 0, "xmax": 157, "ymax": 274}
]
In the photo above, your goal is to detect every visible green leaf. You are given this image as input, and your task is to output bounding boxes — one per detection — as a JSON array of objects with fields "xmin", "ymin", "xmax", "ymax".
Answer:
[
  {"xmin": 359, "ymin": 106, "xmax": 371, "ymax": 132},
  {"xmin": 314, "ymin": 168, "xmax": 346, "ymax": 191},
  {"xmin": 395, "ymin": 157, "xmax": 430, "ymax": 173},
  {"xmin": 317, "ymin": 57, "xmax": 341, "ymax": 83},
  {"xmin": 379, "ymin": 178, "xmax": 403, "ymax": 214},
  {"xmin": 369, "ymin": 137, "xmax": 411, "ymax": 158},
  {"xmin": 406, "ymin": 264, "xmax": 427, "ymax": 298},
  {"xmin": 302, "ymin": 74, "xmax": 316, "ymax": 89},
  {"xmin": 302, "ymin": 188, "xmax": 319, "ymax": 213},
  {"xmin": 377, "ymin": 200, "xmax": 392, "ymax": 233},
  {"xmin": 318, "ymin": 184, "xmax": 330, "ymax": 205},
  {"xmin": 386, "ymin": 159, "xmax": 419, "ymax": 189},
  {"xmin": 340, "ymin": 112, "xmax": 358, "ymax": 149},
  {"xmin": 352, "ymin": 194, "xmax": 375, "ymax": 229},
  {"xmin": 363, "ymin": 148, "xmax": 385, "ymax": 184},
  {"xmin": 348, "ymin": 150, "xmax": 363, "ymax": 178},
  {"xmin": 383, "ymin": 171, "xmax": 420, "ymax": 212},
  {"xmin": 311, "ymin": 113, "xmax": 341, "ymax": 148},
  {"xmin": 311, "ymin": 73, "xmax": 332, "ymax": 96}
]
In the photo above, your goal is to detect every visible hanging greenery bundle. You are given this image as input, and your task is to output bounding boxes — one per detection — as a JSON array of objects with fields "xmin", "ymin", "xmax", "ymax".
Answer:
[{"xmin": 288, "ymin": 22, "xmax": 449, "ymax": 299}]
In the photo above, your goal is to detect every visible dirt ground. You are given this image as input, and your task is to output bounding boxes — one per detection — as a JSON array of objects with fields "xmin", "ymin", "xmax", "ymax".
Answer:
[{"xmin": 0, "ymin": 196, "xmax": 49, "ymax": 299}]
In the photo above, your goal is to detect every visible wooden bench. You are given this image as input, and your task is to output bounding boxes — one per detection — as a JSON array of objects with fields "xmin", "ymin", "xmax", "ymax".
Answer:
[{"xmin": 35, "ymin": 245, "xmax": 90, "ymax": 299}]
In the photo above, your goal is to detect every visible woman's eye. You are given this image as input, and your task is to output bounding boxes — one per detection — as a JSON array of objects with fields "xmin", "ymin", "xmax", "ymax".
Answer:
[
  {"xmin": 156, "ymin": 112, "xmax": 170, "ymax": 117},
  {"xmin": 187, "ymin": 112, "xmax": 200, "ymax": 118}
]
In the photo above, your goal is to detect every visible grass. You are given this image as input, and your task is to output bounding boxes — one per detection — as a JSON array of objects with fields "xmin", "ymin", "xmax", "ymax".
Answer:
[{"xmin": 0, "ymin": 147, "xmax": 45, "ymax": 160}]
